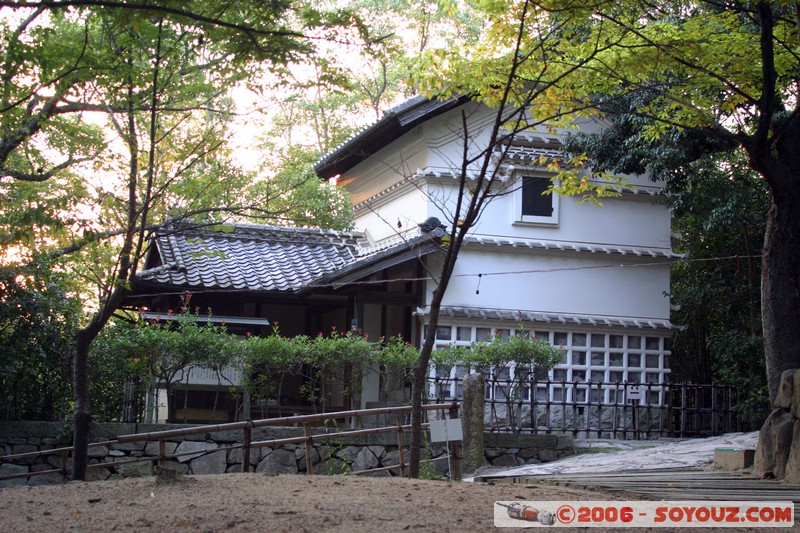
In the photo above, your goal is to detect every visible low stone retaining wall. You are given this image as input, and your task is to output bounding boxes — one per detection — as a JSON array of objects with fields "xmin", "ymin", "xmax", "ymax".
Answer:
[{"xmin": 0, "ymin": 421, "xmax": 574, "ymax": 486}]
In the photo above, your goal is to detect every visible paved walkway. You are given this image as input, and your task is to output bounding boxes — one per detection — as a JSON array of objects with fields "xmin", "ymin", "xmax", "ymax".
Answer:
[
  {"xmin": 472, "ymin": 432, "xmax": 800, "ymax": 520},
  {"xmin": 471, "ymin": 431, "xmax": 759, "ymax": 480}
]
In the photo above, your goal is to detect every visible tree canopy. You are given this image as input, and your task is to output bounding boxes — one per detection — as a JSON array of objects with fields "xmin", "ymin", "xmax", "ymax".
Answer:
[
  {"xmin": 0, "ymin": 0, "xmax": 369, "ymax": 479},
  {"xmin": 2, "ymin": 0, "xmax": 797, "ymax": 480},
  {"xmin": 411, "ymin": 0, "xmax": 800, "ymax": 404}
]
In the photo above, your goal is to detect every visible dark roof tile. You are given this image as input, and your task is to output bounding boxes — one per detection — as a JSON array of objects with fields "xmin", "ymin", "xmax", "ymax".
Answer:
[{"xmin": 137, "ymin": 222, "xmax": 374, "ymax": 293}]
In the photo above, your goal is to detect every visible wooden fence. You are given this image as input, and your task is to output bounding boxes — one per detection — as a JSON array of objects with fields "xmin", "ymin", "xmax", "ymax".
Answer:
[{"xmin": 0, "ymin": 403, "xmax": 461, "ymax": 484}]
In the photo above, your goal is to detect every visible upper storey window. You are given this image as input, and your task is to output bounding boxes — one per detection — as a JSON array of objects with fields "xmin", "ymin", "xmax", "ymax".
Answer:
[{"xmin": 515, "ymin": 175, "xmax": 559, "ymax": 226}]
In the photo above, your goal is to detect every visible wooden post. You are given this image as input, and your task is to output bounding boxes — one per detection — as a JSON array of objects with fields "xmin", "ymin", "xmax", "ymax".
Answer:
[
  {"xmin": 461, "ymin": 374, "xmax": 484, "ymax": 474},
  {"xmin": 60, "ymin": 450, "xmax": 68, "ymax": 484},
  {"xmin": 158, "ymin": 438, "xmax": 166, "ymax": 472},
  {"xmin": 396, "ymin": 418, "xmax": 406, "ymax": 478},
  {"xmin": 242, "ymin": 389, "xmax": 251, "ymax": 421},
  {"xmin": 680, "ymin": 384, "xmax": 687, "ymax": 438},
  {"xmin": 304, "ymin": 423, "xmax": 314, "ymax": 475},
  {"xmin": 448, "ymin": 404, "xmax": 462, "ymax": 481},
  {"xmin": 596, "ymin": 382, "xmax": 602, "ymax": 438},
  {"xmin": 242, "ymin": 426, "xmax": 251, "ymax": 473}
]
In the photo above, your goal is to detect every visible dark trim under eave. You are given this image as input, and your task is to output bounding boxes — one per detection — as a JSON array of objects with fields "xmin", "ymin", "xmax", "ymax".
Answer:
[
  {"xmin": 322, "ymin": 239, "xmax": 442, "ymax": 290},
  {"xmin": 314, "ymin": 95, "xmax": 469, "ymax": 180}
]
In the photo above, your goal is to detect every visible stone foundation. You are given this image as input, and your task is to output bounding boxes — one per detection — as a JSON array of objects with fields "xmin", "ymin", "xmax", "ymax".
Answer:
[{"xmin": 0, "ymin": 421, "xmax": 574, "ymax": 486}]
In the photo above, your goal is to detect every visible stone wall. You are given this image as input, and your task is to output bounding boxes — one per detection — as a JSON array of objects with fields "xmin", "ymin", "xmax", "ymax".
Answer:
[
  {"xmin": 0, "ymin": 421, "xmax": 574, "ymax": 487},
  {"xmin": 756, "ymin": 369, "xmax": 800, "ymax": 482},
  {"xmin": 487, "ymin": 404, "xmax": 665, "ymax": 439}
]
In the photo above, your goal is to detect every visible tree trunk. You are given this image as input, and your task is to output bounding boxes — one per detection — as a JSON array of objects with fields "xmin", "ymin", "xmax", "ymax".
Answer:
[
  {"xmin": 409, "ymin": 304, "xmax": 442, "ymax": 478},
  {"xmin": 70, "ymin": 285, "xmax": 131, "ymax": 480},
  {"xmin": 409, "ymin": 246, "xmax": 459, "ymax": 477},
  {"xmin": 761, "ymin": 183, "xmax": 800, "ymax": 404},
  {"xmin": 71, "ymin": 328, "xmax": 93, "ymax": 481}
]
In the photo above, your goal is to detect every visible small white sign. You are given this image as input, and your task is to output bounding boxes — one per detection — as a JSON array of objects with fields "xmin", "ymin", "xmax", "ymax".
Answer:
[
  {"xmin": 429, "ymin": 418, "xmax": 463, "ymax": 443},
  {"xmin": 627, "ymin": 385, "xmax": 643, "ymax": 401}
]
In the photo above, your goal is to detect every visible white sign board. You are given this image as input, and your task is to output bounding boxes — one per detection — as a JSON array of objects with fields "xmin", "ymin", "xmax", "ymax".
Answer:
[
  {"xmin": 429, "ymin": 418, "xmax": 463, "ymax": 443},
  {"xmin": 627, "ymin": 385, "xmax": 643, "ymax": 401}
]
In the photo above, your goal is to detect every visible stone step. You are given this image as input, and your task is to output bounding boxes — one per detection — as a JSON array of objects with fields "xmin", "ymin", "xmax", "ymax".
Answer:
[{"xmin": 714, "ymin": 447, "xmax": 755, "ymax": 471}]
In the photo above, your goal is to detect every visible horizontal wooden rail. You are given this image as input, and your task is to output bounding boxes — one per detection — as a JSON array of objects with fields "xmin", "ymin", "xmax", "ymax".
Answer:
[
  {"xmin": 1, "ymin": 402, "xmax": 461, "ymax": 484},
  {"xmin": 0, "ymin": 468, "xmax": 62, "ymax": 481},
  {"xmin": 248, "ymin": 423, "xmax": 430, "ymax": 450},
  {"xmin": 147, "ymin": 423, "xmax": 433, "ymax": 462},
  {"xmin": 349, "ymin": 454, "xmax": 449, "ymax": 476},
  {"xmin": 2, "ymin": 440, "xmax": 117, "ymax": 462},
  {"xmin": 116, "ymin": 403, "xmax": 458, "ymax": 443}
]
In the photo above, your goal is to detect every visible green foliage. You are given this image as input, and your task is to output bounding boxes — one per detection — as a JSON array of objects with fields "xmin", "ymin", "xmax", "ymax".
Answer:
[
  {"xmin": 709, "ymin": 331, "xmax": 769, "ymax": 428},
  {"xmin": 320, "ymin": 418, "xmax": 353, "ymax": 475},
  {"xmin": 241, "ymin": 329, "xmax": 419, "ymax": 407},
  {"xmin": 0, "ymin": 0, "xmax": 369, "ymax": 297},
  {"xmin": 86, "ymin": 327, "xmax": 148, "ymax": 422},
  {"xmin": 95, "ymin": 296, "xmax": 242, "ymax": 419},
  {"xmin": 418, "ymin": 433, "xmax": 441, "ymax": 480},
  {"xmin": 246, "ymin": 145, "xmax": 354, "ymax": 230},
  {"xmin": 240, "ymin": 330, "xmax": 299, "ymax": 402},
  {"xmin": 77, "ymin": 312, "xmax": 568, "ymax": 422},
  {"xmin": 236, "ymin": 325, "xmax": 563, "ymax": 408},
  {"xmin": 431, "ymin": 328, "xmax": 564, "ymax": 380},
  {"xmin": 374, "ymin": 334, "xmax": 419, "ymax": 369},
  {"xmin": 668, "ymin": 151, "xmax": 770, "ymax": 426},
  {"xmin": 0, "ymin": 177, "xmax": 89, "ymax": 261},
  {"xmin": 294, "ymin": 329, "xmax": 371, "ymax": 407},
  {"xmin": 0, "ymin": 262, "xmax": 79, "ymax": 420},
  {"xmin": 476, "ymin": 331, "xmax": 563, "ymax": 374}
]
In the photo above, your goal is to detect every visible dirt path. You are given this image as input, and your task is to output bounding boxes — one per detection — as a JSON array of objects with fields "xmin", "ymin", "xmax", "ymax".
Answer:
[{"xmin": 0, "ymin": 472, "xmax": 781, "ymax": 532}]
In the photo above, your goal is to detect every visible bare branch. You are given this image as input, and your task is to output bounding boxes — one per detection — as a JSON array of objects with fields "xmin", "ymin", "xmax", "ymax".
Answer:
[{"xmin": 0, "ymin": 148, "xmax": 102, "ymax": 181}]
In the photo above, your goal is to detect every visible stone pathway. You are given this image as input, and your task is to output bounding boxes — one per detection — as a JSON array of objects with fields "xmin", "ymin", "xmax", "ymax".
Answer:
[{"xmin": 470, "ymin": 431, "xmax": 759, "ymax": 480}]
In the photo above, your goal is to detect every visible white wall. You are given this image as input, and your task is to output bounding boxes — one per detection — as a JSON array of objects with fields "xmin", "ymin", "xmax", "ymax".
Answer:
[
  {"xmin": 351, "ymin": 185, "xmax": 430, "ymax": 242},
  {"xmin": 423, "ymin": 172, "xmax": 671, "ymax": 252},
  {"xmin": 345, "ymin": 100, "xmax": 675, "ymax": 324},
  {"xmin": 346, "ymin": 103, "xmax": 672, "ymax": 251},
  {"xmin": 434, "ymin": 247, "xmax": 671, "ymax": 320}
]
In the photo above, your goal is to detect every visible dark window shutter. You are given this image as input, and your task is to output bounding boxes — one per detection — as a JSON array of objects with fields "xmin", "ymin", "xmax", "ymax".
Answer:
[{"xmin": 521, "ymin": 176, "xmax": 552, "ymax": 216}]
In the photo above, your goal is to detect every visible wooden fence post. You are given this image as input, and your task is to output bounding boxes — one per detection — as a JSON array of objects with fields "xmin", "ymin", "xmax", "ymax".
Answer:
[
  {"xmin": 448, "ymin": 404, "xmax": 462, "ymax": 481},
  {"xmin": 158, "ymin": 438, "xmax": 166, "ymax": 472},
  {"xmin": 242, "ymin": 425, "xmax": 252, "ymax": 473},
  {"xmin": 304, "ymin": 424, "xmax": 314, "ymax": 475},
  {"xmin": 396, "ymin": 418, "xmax": 406, "ymax": 478},
  {"xmin": 60, "ymin": 450, "xmax": 68, "ymax": 484}
]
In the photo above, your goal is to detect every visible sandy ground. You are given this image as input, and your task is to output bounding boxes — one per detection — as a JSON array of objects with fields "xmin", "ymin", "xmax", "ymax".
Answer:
[{"xmin": 0, "ymin": 472, "xmax": 786, "ymax": 532}]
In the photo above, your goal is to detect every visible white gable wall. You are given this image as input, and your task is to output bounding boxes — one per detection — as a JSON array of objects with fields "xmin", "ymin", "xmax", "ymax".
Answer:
[
  {"xmin": 343, "ymin": 103, "xmax": 672, "ymax": 252},
  {"xmin": 340, "ymin": 128, "xmax": 429, "ymax": 206},
  {"xmin": 423, "ymin": 178, "xmax": 671, "ymax": 249}
]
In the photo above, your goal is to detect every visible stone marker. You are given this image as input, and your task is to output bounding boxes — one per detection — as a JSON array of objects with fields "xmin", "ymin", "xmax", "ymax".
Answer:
[
  {"xmin": 461, "ymin": 373, "xmax": 485, "ymax": 474},
  {"xmin": 713, "ymin": 448, "xmax": 755, "ymax": 470}
]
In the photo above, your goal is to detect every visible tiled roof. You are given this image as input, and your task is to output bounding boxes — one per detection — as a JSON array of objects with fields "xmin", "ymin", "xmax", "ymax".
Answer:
[{"xmin": 137, "ymin": 223, "xmax": 372, "ymax": 293}]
